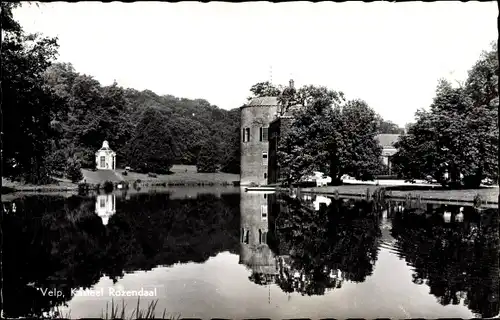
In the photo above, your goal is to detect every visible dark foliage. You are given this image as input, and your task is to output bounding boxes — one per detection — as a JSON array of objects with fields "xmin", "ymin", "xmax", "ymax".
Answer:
[
  {"xmin": 391, "ymin": 207, "xmax": 499, "ymax": 318},
  {"xmin": 263, "ymin": 194, "xmax": 382, "ymax": 296},
  {"xmin": 125, "ymin": 108, "xmax": 175, "ymax": 174},
  {"xmin": 65, "ymin": 156, "xmax": 83, "ymax": 183},
  {"xmin": 196, "ymin": 140, "xmax": 219, "ymax": 173}
]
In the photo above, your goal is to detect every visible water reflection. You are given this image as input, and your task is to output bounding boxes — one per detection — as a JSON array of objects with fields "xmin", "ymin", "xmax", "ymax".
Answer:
[
  {"xmin": 2, "ymin": 192, "xmax": 240, "ymax": 319},
  {"xmin": 267, "ymin": 194, "xmax": 382, "ymax": 295},
  {"xmin": 240, "ymin": 191, "xmax": 277, "ymax": 285},
  {"xmin": 95, "ymin": 194, "xmax": 116, "ymax": 225},
  {"xmin": 390, "ymin": 204, "xmax": 499, "ymax": 318},
  {"xmin": 2, "ymin": 190, "xmax": 499, "ymax": 319}
]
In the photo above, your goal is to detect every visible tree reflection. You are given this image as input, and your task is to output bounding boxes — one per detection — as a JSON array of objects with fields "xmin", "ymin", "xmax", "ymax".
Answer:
[
  {"xmin": 264, "ymin": 195, "xmax": 382, "ymax": 296},
  {"xmin": 2, "ymin": 192, "xmax": 240, "ymax": 318},
  {"xmin": 391, "ymin": 206, "xmax": 499, "ymax": 318}
]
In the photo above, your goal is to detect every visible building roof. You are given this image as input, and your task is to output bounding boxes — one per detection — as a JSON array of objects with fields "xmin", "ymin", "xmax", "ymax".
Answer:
[
  {"xmin": 375, "ymin": 134, "xmax": 400, "ymax": 148},
  {"xmin": 96, "ymin": 140, "xmax": 115, "ymax": 154},
  {"xmin": 244, "ymin": 96, "xmax": 279, "ymax": 107}
]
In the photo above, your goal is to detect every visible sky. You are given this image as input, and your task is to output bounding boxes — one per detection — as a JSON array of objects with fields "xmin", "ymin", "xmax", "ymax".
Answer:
[{"xmin": 13, "ymin": 1, "xmax": 497, "ymax": 127}]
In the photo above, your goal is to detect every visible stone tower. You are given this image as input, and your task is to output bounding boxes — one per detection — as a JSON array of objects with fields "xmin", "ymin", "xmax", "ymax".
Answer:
[{"xmin": 240, "ymin": 97, "xmax": 278, "ymax": 186}]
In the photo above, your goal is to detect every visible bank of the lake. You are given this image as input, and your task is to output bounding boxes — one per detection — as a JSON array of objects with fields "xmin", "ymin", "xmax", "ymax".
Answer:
[
  {"xmin": 1, "ymin": 165, "xmax": 240, "ymax": 194},
  {"xmin": 250, "ymin": 184, "xmax": 499, "ymax": 207},
  {"xmin": 1, "ymin": 178, "xmax": 79, "ymax": 193}
]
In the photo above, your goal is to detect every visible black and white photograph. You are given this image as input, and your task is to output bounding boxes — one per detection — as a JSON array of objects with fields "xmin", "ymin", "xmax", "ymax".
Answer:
[{"xmin": 1, "ymin": 1, "xmax": 499, "ymax": 319}]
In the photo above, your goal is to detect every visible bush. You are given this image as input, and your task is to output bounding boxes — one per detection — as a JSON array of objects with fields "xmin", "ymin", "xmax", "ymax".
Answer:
[
  {"xmin": 45, "ymin": 149, "xmax": 67, "ymax": 177},
  {"xmin": 122, "ymin": 171, "xmax": 128, "ymax": 176},
  {"xmin": 65, "ymin": 157, "xmax": 83, "ymax": 183},
  {"xmin": 197, "ymin": 140, "xmax": 219, "ymax": 173},
  {"xmin": 103, "ymin": 181, "xmax": 114, "ymax": 193}
]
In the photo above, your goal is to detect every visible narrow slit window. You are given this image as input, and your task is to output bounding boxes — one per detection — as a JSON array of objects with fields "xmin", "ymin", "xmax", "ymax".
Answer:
[
  {"xmin": 263, "ymin": 128, "xmax": 269, "ymax": 141},
  {"xmin": 245, "ymin": 128, "xmax": 250, "ymax": 142},
  {"xmin": 259, "ymin": 127, "xmax": 269, "ymax": 142}
]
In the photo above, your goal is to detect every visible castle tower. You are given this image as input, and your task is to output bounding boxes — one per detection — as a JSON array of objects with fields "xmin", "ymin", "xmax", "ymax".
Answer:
[
  {"xmin": 239, "ymin": 191, "xmax": 277, "ymax": 275},
  {"xmin": 240, "ymin": 97, "xmax": 278, "ymax": 186}
]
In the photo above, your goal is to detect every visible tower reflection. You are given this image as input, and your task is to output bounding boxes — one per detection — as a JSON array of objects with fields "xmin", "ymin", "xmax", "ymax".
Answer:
[{"xmin": 239, "ymin": 191, "xmax": 278, "ymax": 284}]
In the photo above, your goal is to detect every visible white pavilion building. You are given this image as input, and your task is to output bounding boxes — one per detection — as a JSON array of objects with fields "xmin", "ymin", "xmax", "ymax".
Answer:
[{"xmin": 95, "ymin": 140, "xmax": 116, "ymax": 170}]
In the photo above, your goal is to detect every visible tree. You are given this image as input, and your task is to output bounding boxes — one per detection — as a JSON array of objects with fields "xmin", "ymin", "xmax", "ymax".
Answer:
[
  {"xmin": 392, "ymin": 43, "xmax": 498, "ymax": 189},
  {"xmin": 277, "ymin": 85, "xmax": 382, "ymax": 186},
  {"xmin": 219, "ymin": 109, "xmax": 241, "ymax": 174},
  {"xmin": 196, "ymin": 140, "xmax": 219, "ymax": 173},
  {"xmin": 65, "ymin": 156, "xmax": 83, "ymax": 183},
  {"xmin": 376, "ymin": 115, "xmax": 405, "ymax": 134},
  {"xmin": 2, "ymin": 2, "xmax": 62, "ymax": 183},
  {"xmin": 330, "ymin": 100, "xmax": 384, "ymax": 182},
  {"xmin": 126, "ymin": 109, "xmax": 175, "ymax": 174},
  {"xmin": 247, "ymin": 81, "xmax": 282, "ymax": 100},
  {"xmin": 277, "ymin": 85, "xmax": 343, "ymax": 186}
]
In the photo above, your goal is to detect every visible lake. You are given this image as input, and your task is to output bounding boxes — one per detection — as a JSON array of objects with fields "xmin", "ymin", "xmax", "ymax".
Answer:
[{"xmin": 2, "ymin": 187, "xmax": 499, "ymax": 319}]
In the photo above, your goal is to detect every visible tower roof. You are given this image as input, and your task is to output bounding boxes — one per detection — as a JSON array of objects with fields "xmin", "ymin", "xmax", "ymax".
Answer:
[
  {"xmin": 244, "ymin": 96, "xmax": 279, "ymax": 107},
  {"xmin": 96, "ymin": 140, "xmax": 115, "ymax": 155}
]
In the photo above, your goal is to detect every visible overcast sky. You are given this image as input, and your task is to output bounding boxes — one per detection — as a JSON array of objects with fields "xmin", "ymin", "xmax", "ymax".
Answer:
[{"xmin": 14, "ymin": 1, "xmax": 497, "ymax": 126}]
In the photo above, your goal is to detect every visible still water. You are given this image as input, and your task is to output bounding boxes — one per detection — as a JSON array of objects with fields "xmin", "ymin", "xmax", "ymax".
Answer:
[{"xmin": 2, "ymin": 188, "xmax": 499, "ymax": 319}]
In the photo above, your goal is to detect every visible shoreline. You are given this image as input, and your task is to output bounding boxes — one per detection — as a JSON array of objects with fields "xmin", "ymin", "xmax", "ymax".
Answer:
[
  {"xmin": 246, "ymin": 184, "xmax": 499, "ymax": 207},
  {"xmin": 1, "ymin": 179, "xmax": 240, "ymax": 195}
]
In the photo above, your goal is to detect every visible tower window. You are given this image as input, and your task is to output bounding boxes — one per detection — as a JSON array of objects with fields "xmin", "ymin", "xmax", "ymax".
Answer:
[
  {"xmin": 242, "ymin": 128, "xmax": 250, "ymax": 142},
  {"xmin": 262, "ymin": 152, "xmax": 268, "ymax": 166},
  {"xmin": 264, "ymin": 172, "xmax": 267, "ymax": 179},
  {"xmin": 259, "ymin": 127, "xmax": 269, "ymax": 141}
]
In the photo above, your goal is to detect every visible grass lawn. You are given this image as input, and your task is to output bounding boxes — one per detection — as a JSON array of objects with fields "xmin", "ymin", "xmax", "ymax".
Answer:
[
  {"xmin": 2, "ymin": 176, "xmax": 78, "ymax": 192},
  {"xmin": 2, "ymin": 165, "xmax": 240, "ymax": 194},
  {"xmin": 116, "ymin": 165, "xmax": 240, "ymax": 185},
  {"xmin": 300, "ymin": 184, "xmax": 499, "ymax": 204}
]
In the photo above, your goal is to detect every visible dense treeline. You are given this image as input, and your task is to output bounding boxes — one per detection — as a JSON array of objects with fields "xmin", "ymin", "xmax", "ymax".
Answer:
[
  {"xmin": 2, "ymin": 2, "xmax": 240, "ymax": 184},
  {"xmin": 44, "ymin": 63, "xmax": 241, "ymax": 175}
]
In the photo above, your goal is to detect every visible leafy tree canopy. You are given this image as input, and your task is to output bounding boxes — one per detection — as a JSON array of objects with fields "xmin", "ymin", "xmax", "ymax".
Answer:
[{"xmin": 392, "ymin": 43, "xmax": 498, "ymax": 188}]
